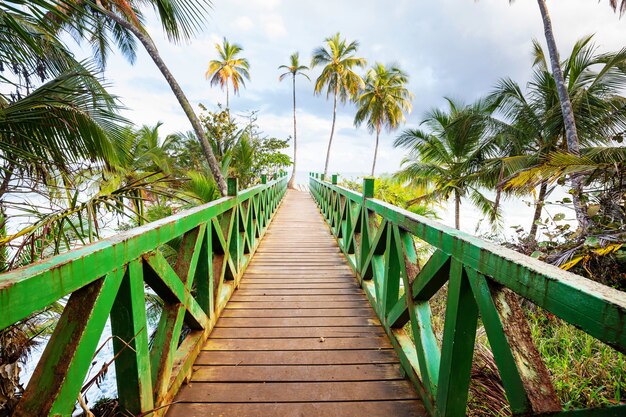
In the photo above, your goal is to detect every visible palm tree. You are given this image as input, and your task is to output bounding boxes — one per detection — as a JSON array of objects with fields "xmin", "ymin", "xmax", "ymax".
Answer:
[
  {"xmin": 55, "ymin": 0, "xmax": 229, "ymax": 195},
  {"xmin": 354, "ymin": 63, "xmax": 413, "ymax": 176},
  {"xmin": 490, "ymin": 36, "xmax": 626, "ymax": 241},
  {"xmin": 506, "ymin": 0, "xmax": 624, "ymax": 228},
  {"xmin": 279, "ymin": 52, "xmax": 309, "ymax": 189},
  {"xmin": 311, "ymin": 32, "xmax": 367, "ymax": 177},
  {"xmin": 394, "ymin": 99, "xmax": 498, "ymax": 230},
  {"xmin": 206, "ymin": 38, "xmax": 250, "ymax": 109}
]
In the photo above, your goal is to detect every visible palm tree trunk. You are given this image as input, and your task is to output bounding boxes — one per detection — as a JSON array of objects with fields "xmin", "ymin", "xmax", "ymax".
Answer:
[
  {"xmin": 454, "ymin": 190, "xmax": 461, "ymax": 230},
  {"xmin": 323, "ymin": 88, "xmax": 339, "ymax": 177},
  {"xmin": 288, "ymin": 75, "xmax": 297, "ymax": 189},
  {"xmin": 371, "ymin": 126, "xmax": 380, "ymax": 177},
  {"xmin": 536, "ymin": 0, "xmax": 588, "ymax": 231},
  {"xmin": 529, "ymin": 180, "xmax": 548, "ymax": 243},
  {"xmin": 95, "ymin": 2, "xmax": 228, "ymax": 196},
  {"xmin": 493, "ymin": 163, "xmax": 504, "ymax": 222},
  {"xmin": 226, "ymin": 84, "xmax": 230, "ymax": 110}
]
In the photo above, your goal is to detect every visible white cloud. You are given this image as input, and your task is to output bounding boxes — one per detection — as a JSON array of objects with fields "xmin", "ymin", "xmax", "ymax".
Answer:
[
  {"xmin": 260, "ymin": 13, "xmax": 288, "ymax": 39},
  {"xmin": 233, "ymin": 16, "xmax": 254, "ymax": 32},
  {"xmin": 92, "ymin": 0, "xmax": 625, "ymax": 178}
]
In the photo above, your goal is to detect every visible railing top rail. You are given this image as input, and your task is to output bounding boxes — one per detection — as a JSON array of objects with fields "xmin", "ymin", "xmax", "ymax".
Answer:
[
  {"xmin": 0, "ymin": 175, "xmax": 286, "ymax": 330},
  {"xmin": 310, "ymin": 176, "xmax": 626, "ymax": 350},
  {"xmin": 310, "ymin": 173, "xmax": 626, "ymax": 416}
]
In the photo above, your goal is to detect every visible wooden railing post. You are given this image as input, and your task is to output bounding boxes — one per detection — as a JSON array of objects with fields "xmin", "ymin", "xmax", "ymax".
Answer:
[
  {"xmin": 358, "ymin": 177, "xmax": 375, "ymax": 280},
  {"xmin": 227, "ymin": 177, "xmax": 238, "ymax": 197},
  {"xmin": 332, "ymin": 174, "xmax": 338, "ymax": 185},
  {"xmin": 261, "ymin": 174, "xmax": 267, "ymax": 184}
]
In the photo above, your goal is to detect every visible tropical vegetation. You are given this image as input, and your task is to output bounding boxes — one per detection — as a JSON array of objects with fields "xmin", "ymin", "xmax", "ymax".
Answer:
[{"xmin": 1, "ymin": 1, "xmax": 625, "ymax": 416}]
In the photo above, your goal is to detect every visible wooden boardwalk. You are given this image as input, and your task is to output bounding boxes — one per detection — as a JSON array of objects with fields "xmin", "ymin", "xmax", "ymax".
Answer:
[{"xmin": 167, "ymin": 190, "xmax": 425, "ymax": 417}]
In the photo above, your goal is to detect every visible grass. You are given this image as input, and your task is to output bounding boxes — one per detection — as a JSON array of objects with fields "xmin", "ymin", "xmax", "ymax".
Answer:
[
  {"xmin": 527, "ymin": 310, "xmax": 625, "ymax": 410},
  {"xmin": 402, "ymin": 286, "xmax": 625, "ymax": 415}
]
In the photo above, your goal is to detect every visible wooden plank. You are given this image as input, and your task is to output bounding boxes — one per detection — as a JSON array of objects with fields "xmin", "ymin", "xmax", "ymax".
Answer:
[
  {"xmin": 229, "ymin": 294, "xmax": 368, "ymax": 302},
  {"xmin": 195, "ymin": 349, "xmax": 399, "ymax": 365},
  {"xmin": 226, "ymin": 301, "xmax": 370, "ymax": 309},
  {"xmin": 221, "ymin": 308, "xmax": 375, "ymax": 318},
  {"xmin": 234, "ymin": 288, "xmax": 361, "ymax": 295},
  {"xmin": 165, "ymin": 190, "xmax": 424, "ymax": 417},
  {"xmin": 203, "ymin": 337, "xmax": 392, "ymax": 351},
  {"xmin": 167, "ymin": 401, "xmax": 425, "ymax": 417},
  {"xmin": 209, "ymin": 326, "xmax": 385, "ymax": 338},
  {"xmin": 241, "ymin": 282, "xmax": 356, "ymax": 288},
  {"xmin": 238, "ymin": 278, "xmax": 357, "ymax": 283},
  {"xmin": 191, "ymin": 363, "xmax": 404, "ymax": 382},
  {"xmin": 215, "ymin": 317, "xmax": 381, "ymax": 327},
  {"xmin": 175, "ymin": 380, "xmax": 417, "ymax": 402}
]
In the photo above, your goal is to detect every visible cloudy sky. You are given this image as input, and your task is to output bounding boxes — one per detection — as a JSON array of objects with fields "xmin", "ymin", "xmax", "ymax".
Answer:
[{"xmin": 90, "ymin": 0, "xmax": 624, "ymax": 178}]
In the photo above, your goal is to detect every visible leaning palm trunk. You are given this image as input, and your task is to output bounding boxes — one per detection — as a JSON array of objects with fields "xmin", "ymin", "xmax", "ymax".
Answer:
[
  {"xmin": 371, "ymin": 126, "xmax": 380, "ymax": 177},
  {"xmin": 288, "ymin": 76, "xmax": 297, "ymax": 189},
  {"xmin": 323, "ymin": 88, "xmax": 339, "ymax": 177},
  {"xmin": 529, "ymin": 180, "xmax": 548, "ymax": 243},
  {"xmin": 493, "ymin": 163, "xmax": 504, "ymax": 220},
  {"xmin": 536, "ymin": 0, "xmax": 588, "ymax": 230},
  {"xmin": 454, "ymin": 190, "xmax": 461, "ymax": 230},
  {"xmin": 95, "ymin": 2, "xmax": 227, "ymax": 195}
]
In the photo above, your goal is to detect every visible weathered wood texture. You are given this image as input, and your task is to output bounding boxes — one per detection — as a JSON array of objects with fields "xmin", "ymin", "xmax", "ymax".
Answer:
[{"xmin": 167, "ymin": 190, "xmax": 425, "ymax": 417}]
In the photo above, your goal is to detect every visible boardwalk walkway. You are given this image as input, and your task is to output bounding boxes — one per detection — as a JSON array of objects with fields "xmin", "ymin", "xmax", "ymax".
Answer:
[{"xmin": 167, "ymin": 190, "xmax": 425, "ymax": 417}]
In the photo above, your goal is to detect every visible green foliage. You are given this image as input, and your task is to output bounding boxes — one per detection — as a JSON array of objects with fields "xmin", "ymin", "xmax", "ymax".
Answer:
[
  {"xmin": 311, "ymin": 32, "xmax": 367, "ymax": 102},
  {"xmin": 528, "ymin": 310, "xmax": 626, "ymax": 410},
  {"xmin": 340, "ymin": 176, "xmax": 438, "ymax": 218},
  {"xmin": 354, "ymin": 63, "xmax": 413, "ymax": 134},
  {"xmin": 173, "ymin": 107, "xmax": 292, "ymax": 188},
  {"xmin": 205, "ymin": 38, "xmax": 250, "ymax": 106},
  {"xmin": 394, "ymin": 98, "xmax": 499, "ymax": 228}
]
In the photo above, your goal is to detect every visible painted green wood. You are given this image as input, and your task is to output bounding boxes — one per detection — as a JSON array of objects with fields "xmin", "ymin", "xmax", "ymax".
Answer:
[
  {"xmin": 310, "ymin": 177, "xmax": 626, "ymax": 351},
  {"xmin": 150, "ymin": 304, "xmax": 186, "ymax": 404},
  {"xmin": 194, "ymin": 226, "xmax": 212, "ymax": 317},
  {"xmin": 14, "ymin": 268, "xmax": 125, "ymax": 417},
  {"xmin": 364, "ymin": 197, "xmax": 626, "ymax": 352},
  {"xmin": 0, "ymin": 178, "xmax": 285, "ymax": 330},
  {"xmin": 310, "ymin": 175, "xmax": 625, "ymax": 417},
  {"xmin": 110, "ymin": 260, "xmax": 154, "ymax": 415},
  {"xmin": 466, "ymin": 267, "xmax": 560, "ymax": 414},
  {"xmin": 1, "ymin": 176, "xmax": 287, "ymax": 416},
  {"xmin": 381, "ymin": 226, "xmax": 402, "ymax": 322},
  {"xmin": 435, "ymin": 259, "xmax": 479, "ymax": 417},
  {"xmin": 412, "ymin": 250, "xmax": 451, "ymax": 301},
  {"xmin": 397, "ymin": 230, "xmax": 440, "ymax": 398}
]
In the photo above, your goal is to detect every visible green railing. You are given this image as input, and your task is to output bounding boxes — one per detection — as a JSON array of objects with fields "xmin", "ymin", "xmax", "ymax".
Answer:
[
  {"xmin": 309, "ymin": 173, "xmax": 626, "ymax": 417},
  {"xmin": 0, "ymin": 173, "xmax": 288, "ymax": 417}
]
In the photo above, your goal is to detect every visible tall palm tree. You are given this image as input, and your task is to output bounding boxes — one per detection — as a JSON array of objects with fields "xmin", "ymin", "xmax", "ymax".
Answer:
[
  {"xmin": 354, "ymin": 63, "xmax": 413, "ymax": 176},
  {"xmin": 279, "ymin": 52, "xmax": 309, "ymax": 189},
  {"xmin": 206, "ymin": 38, "xmax": 250, "ymax": 109},
  {"xmin": 394, "ymin": 99, "xmax": 498, "ymax": 230},
  {"xmin": 311, "ymin": 32, "xmax": 367, "ymax": 177},
  {"xmin": 55, "ymin": 0, "xmax": 229, "ymax": 195},
  {"xmin": 490, "ymin": 36, "xmax": 626, "ymax": 241},
  {"xmin": 505, "ymin": 0, "xmax": 625, "ymax": 228}
]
